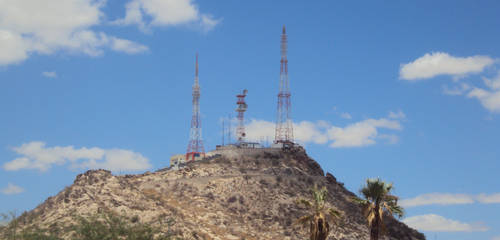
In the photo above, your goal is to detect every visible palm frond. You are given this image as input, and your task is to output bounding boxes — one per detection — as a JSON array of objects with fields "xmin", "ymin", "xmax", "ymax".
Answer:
[
  {"xmin": 351, "ymin": 197, "xmax": 369, "ymax": 205},
  {"xmin": 363, "ymin": 203, "xmax": 375, "ymax": 219},
  {"xmin": 382, "ymin": 202, "xmax": 392, "ymax": 216},
  {"xmin": 328, "ymin": 208, "xmax": 341, "ymax": 219},
  {"xmin": 383, "ymin": 195, "xmax": 404, "ymax": 218},
  {"xmin": 327, "ymin": 208, "xmax": 342, "ymax": 226},
  {"xmin": 384, "ymin": 194, "xmax": 399, "ymax": 202},
  {"xmin": 388, "ymin": 204, "xmax": 404, "ymax": 218},
  {"xmin": 366, "ymin": 208, "xmax": 376, "ymax": 226},
  {"xmin": 297, "ymin": 199, "xmax": 312, "ymax": 208},
  {"xmin": 295, "ymin": 215, "xmax": 312, "ymax": 226}
]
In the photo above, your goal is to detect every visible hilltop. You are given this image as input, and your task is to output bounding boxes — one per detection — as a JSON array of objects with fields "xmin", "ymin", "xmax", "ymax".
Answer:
[{"xmin": 3, "ymin": 147, "xmax": 424, "ymax": 240}]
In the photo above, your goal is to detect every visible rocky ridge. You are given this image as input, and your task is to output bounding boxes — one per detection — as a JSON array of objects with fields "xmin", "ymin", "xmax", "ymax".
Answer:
[{"xmin": 7, "ymin": 147, "xmax": 425, "ymax": 240}]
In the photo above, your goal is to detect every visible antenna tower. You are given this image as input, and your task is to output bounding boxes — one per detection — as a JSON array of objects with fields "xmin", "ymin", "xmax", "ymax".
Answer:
[
  {"xmin": 227, "ymin": 113, "xmax": 232, "ymax": 144},
  {"xmin": 186, "ymin": 53, "xmax": 205, "ymax": 161},
  {"xmin": 275, "ymin": 25, "xmax": 294, "ymax": 143},
  {"xmin": 236, "ymin": 89, "xmax": 248, "ymax": 143}
]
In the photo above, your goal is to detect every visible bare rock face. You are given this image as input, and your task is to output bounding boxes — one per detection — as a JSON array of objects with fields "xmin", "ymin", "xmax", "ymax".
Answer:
[{"xmin": 8, "ymin": 148, "xmax": 425, "ymax": 240}]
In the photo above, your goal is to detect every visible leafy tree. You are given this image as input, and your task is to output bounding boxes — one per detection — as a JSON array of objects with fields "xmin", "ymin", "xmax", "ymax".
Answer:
[
  {"xmin": 19, "ymin": 229, "xmax": 63, "ymax": 240},
  {"xmin": 296, "ymin": 185, "xmax": 342, "ymax": 240},
  {"xmin": 1, "ymin": 210, "xmax": 180, "ymax": 240},
  {"xmin": 72, "ymin": 211, "xmax": 178, "ymax": 240},
  {"xmin": 1, "ymin": 211, "xmax": 19, "ymax": 240},
  {"xmin": 353, "ymin": 178, "xmax": 404, "ymax": 240}
]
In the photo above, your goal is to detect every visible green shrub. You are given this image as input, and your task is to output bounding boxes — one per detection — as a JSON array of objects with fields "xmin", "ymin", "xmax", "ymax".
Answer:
[
  {"xmin": 72, "ymin": 211, "xmax": 178, "ymax": 240},
  {"xmin": 1, "ymin": 211, "xmax": 181, "ymax": 240}
]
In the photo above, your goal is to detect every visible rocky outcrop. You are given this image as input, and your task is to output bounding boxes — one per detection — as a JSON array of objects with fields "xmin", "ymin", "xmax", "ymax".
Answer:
[{"xmin": 8, "ymin": 148, "xmax": 425, "ymax": 240}]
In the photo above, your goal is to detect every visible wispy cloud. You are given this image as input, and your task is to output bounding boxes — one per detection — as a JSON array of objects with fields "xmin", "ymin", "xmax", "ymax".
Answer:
[
  {"xmin": 401, "ymin": 193, "xmax": 500, "ymax": 207},
  {"xmin": 388, "ymin": 110, "xmax": 406, "ymax": 119},
  {"xmin": 340, "ymin": 112, "xmax": 352, "ymax": 119},
  {"xmin": 327, "ymin": 118, "xmax": 401, "ymax": 147},
  {"xmin": 1, "ymin": 183, "xmax": 24, "ymax": 195},
  {"xmin": 399, "ymin": 52, "xmax": 495, "ymax": 81},
  {"xmin": 491, "ymin": 236, "xmax": 500, "ymax": 240},
  {"xmin": 42, "ymin": 71, "xmax": 57, "ymax": 78},
  {"xmin": 442, "ymin": 83, "xmax": 471, "ymax": 96},
  {"xmin": 467, "ymin": 70, "xmax": 500, "ymax": 113},
  {"xmin": 400, "ymin": 52, "xmax": 500, "ymax": 113},
  {"xmin": 401, "ymin": 193, "xmax": 475, "ymax": 207},
  {"xmin": 403, "ymin": 214, "xmax": 488, "ymax": 232},
  {"xmin": 244, "ymin": 112, "xmax": 403, "ymax": 148},
  {"xmin": 113, "ymin": 0, "xmax": 221, "ymax": 32},
  {"xmin": 109, "ymin": 37, "xmax": 149, "ymax": 54},
  {"xmin": 3, "ymin": 141, "xmax": 151, "ymax": 172},
  {"xmin": 476, "ymin": 193, "xmax": 500, "ymax": 204}
]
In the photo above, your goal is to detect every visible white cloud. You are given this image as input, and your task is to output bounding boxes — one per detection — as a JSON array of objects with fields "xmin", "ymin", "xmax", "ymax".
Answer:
[
  {"xmin": 109, "ymin": 37, "xmax": 149, "ymax": 54},
  {"xmin": 467, "ymin": 88, "xmax": 500, "ymax": 112},
  {"xmin": 244, "ymin": 112, "xmax": 403, "ymax": 148},
  {"xmin": 476, "ymin": 193, "xmax": 500, "ymax": 204},
  {"xmin": 466, "ymin": 71, "xmax": 500, "ymax": 113},
  {"xmin": 294, "ymin": 121, "xmax": 330, "ymax": 144},
  {"xmin": 327, "ymin": 118, "xmax": 401, "ymax": 148},
  {"xmin": 388, "ymin": 110, "xmax": 406, "ymax": 119},
  {"xmin": 113, "ymin": 0, "xmax": 221, "ymax": 32},
  {"xmin": 1, "ymin": 183, "xmax": 24, "ymax": 195},
  {"xmin": 0, "ymin": 30, "xmax": 29, "ymax": 65},
  {"xmin": 340, "ymin": 112, "xmax": 352, "ymax": 119},
  {"xmin": 400, "ymin": 52, "xmax": 494, "ymax": 81},
  {"xmin": 42, "ymin": 71, "xmax": 57, "ymax": 78},
  {"xmin": 378, "ymin": 134, "xmax": 399, "ymax": 144},
  {"xmin": 401, "ymin": 193, "xmax": 500, "ymax": 207},
  {"xmin": 0, "ymin": 0, "xmax": 148, "ymax": 66},
  {"xmin": 483, "ymin": 71, "xmax": 500, "ymax": 90},
  {"xmin": 491, "ymin": 236, "xmax": 500, "ymax": 240},
  {"xmin": 442, "ymin": 83, "xmax": 471, "ymax": 96},
  {"xmin": 3, "ymin": 141, "xmax": 151, "ymax": 172},
  {"xmin": 244, "ymin": 119, "xmax": 275, "ymax": 143},
  {"xmin": 400, "ymin": 53, "xmax": 500, "ymax": 113},
  {"xmin": 400, "ymin": 193, "xmax": 475, "ymax": 208},
  {"xmin": 403, "ymin": 214, "xmax": 488, "ymax": 232}
]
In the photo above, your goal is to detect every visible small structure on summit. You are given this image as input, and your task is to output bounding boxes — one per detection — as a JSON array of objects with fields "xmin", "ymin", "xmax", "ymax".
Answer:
[{"xmin": 169, "ymin": 154, "xmax": 186, "ymax": 170}]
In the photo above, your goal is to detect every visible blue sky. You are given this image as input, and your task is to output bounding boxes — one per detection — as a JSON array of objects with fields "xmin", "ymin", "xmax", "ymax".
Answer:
[{"xmin": 1, "ymin": 0, "xmax": 500, "ymax": 239}]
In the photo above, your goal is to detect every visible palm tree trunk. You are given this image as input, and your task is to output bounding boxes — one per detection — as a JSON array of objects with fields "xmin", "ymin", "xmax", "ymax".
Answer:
[
  {"xmin": 370, "ymin": 207, "xmax": 380, "ymax": 240},
  {"xmin": 310, "ymin": 215, "xmax": 330, "ymax": 240}
]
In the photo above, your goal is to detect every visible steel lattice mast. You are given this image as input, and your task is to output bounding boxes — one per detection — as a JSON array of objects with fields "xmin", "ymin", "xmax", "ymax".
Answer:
[
  {"xmin": 236, "ymin": 89, "xmax": 248, "ymax": 143},
  {"xmin": 186, "ymin": 53, "xmax": 205, "ymax": 161},
  {"xmin": 275, "ymin": 25, "xmax": 294, "ymax": 143}
]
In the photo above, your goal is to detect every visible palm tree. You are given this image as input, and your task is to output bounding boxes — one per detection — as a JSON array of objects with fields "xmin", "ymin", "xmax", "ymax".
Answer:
[
  {"xmin": 296, "ymin": 185, "xmax": 341, "ymax": 240},
  {"xmin": 354, "ymin": 178, "xmax": 404, "ymax": 240}
]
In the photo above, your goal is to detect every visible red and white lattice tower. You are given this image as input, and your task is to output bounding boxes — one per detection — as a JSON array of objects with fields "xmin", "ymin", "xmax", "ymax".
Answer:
[
  {"xmin": 275, "ymin": 25, "xmax": 294, "ymax": 144},
  {"xmin": 186, "ymin": 53, "xmax": 205, "ymax": 161},
  {"xmin": 236, "ymin": 89, "xmax": 248, "ymax": 143}
]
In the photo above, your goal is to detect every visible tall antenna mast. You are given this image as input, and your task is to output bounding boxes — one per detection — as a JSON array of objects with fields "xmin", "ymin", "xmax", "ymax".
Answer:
[
  {"xmin": 227, "ymin": 113, "xmax": 232, "ymax": 144},
  {"xmin": 222, "ymin": 119, "xmax": 225, "ymax": 146},
  {"xmin": 186, "ymin": 53, "xmax": 205, "ymax": 161},
  {"xmin": 275, "ymin": 25, "xmax": 294, "ymax": 144},
  {"xmin": 236, "ymin": 89, "xmax": 248, "ymax": 143}
]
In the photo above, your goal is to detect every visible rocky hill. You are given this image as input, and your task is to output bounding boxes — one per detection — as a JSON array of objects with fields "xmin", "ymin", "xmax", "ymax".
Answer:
[{"xmin": 4, "ymin": 147, "xmax": 425, "ymax": 240}]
